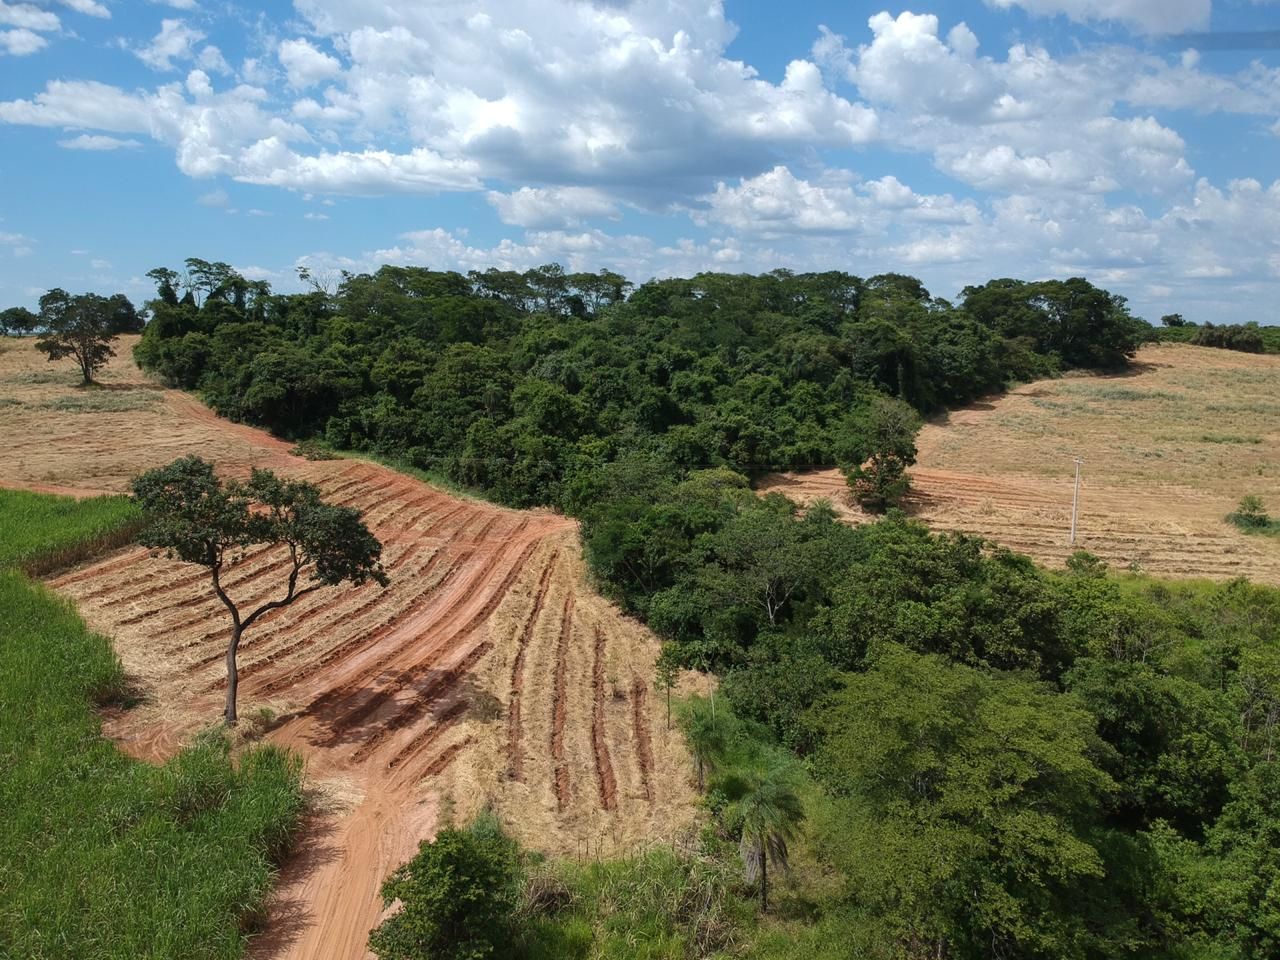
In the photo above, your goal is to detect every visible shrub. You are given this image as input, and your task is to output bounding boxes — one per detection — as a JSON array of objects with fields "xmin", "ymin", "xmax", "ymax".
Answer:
[
  {"xmin": 369, "ymin": 812, "xmax": 523, "ymax": 960},
  {"xmin": 1228, "ymin": 495, "xmax": 1274, "ymax": 533}
]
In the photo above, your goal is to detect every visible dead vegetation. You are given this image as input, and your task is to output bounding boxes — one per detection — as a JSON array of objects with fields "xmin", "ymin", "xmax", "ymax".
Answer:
[{"xmin": 761, "ymin": 343, "xmax": 1280, "ymax": 583}]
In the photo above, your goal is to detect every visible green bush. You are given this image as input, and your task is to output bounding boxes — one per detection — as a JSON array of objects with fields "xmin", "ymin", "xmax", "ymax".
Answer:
[
  {"xmin": 369, "ymin": 813, "xmax": 523, "ymax": 960},
  {"xmin": 1227, "ymin": 495, "xmax": 1277, "ymax": 535}
]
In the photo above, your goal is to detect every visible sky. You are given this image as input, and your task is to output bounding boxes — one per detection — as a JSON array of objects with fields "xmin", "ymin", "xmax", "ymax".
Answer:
[{"xmin": 1, "ymin": 0, "xmax": 1278, "ymax": 324}]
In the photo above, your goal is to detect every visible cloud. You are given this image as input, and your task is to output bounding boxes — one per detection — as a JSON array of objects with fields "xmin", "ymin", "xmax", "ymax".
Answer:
[
  {"xmin": 486, "ymin": 186, "xmax": 618, "ymax": 228},
  {"xmin": 0, "ymin": 26, "xmax": 45, "ymax": 55},
  {"xmin": 816, "ymin": 13, "xmax": 1200, "ymax": 196},
  {"xmin": 197, "ymin": 188, "xmax": 229, "ymax": 207},
  {"xmin": 698, "ymin": 165, "xmax": 981, "ymax": 238},
  {"xmin": 278, "ymin": 37, "xmax": 341, "ymax": 89},
  {"xmin": 0, "ymin": 2, "xmax": 59, "ymax": 31},
  {"xmin": 59, "ymin": 0, "xmax": 109, "ymax": 18},
  {"xmin": 197, "ymin": 45, "xmax": 231, "ymax": 75},
  {"xmin": 133, "ymin": 18, "xmax": 204, "ymax": 71},
  {"xmin": 57, "ymin": 133, "xmax": 143, "ymax": 150},
  {"xmin": 983, "ymin": 0, "xmax": 1211, "ymax": 34}
]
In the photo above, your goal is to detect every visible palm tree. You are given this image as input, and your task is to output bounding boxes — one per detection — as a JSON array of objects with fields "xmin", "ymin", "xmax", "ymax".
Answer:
[
  {"xmin": 729, "ymin": 765, "xmax": 804, "ymax": 913},
  {"xmin": 683, "ymin": 696, "xmax": 728, "ymax": 792}
]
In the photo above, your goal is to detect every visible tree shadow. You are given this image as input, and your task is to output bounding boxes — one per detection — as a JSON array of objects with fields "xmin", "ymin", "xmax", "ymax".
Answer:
[
  {"xmin": 244, "ymin": 811, "xmax": 346, "ymax": 959},
  {"xmin": 300, "ymin": 666, "xmax": 496, "ymax": 752}
]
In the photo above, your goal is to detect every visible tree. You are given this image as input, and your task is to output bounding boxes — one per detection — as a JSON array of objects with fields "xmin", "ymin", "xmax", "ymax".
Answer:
[
  {"xmin": 1229, "ymin": 495, "xmax": 1271, "ymax": 531},
  {"xmin": 808, "ymin": 648, "xmax": 1115, "ymax": 958},
  {"xmin": 0, "ymin": 306, "xmax": 38, "ymax": 336},
  {"xmin": 654, "ymin": 645, "xmax": 679, "ymax": 731},
  {"xmin": 724, "ymin": 763, "xmax": 804, "ymax": 913},
  {"xmin": 842, "ymin": 395, "xmax": 920, "ymax": 512},
  {"xmin": 131, "ymin": 456, "xmax": 387, "ymax": 724},
  {"xmin": 1161, "ymin": 313, "xmax": 1189, "ymax": 328},
  {"xmin": 682, "ymin": 695, "xmax": 729, "ymax": 792},
  {"xmin": 33, "ymin": 289, "xmax": 119, "ymax": 384},
  {"xmin": 369, "ymin": 813, "xmax": 522, "ymax": 960}
]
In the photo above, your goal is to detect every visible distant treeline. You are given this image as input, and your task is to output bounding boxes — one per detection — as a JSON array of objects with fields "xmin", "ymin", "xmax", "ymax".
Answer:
[
  {"xmin": 130, "ymin": 260, "xmax": 1147, "ymax": 510},
  {"xmin": 1157, "ymin": 315, "xmax": 1280, "ymax": 354}
]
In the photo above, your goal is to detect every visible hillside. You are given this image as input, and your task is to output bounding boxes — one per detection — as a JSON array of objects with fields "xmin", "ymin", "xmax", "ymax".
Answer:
[
  {"xmin": 761, "ymin": 342, "xmax": 1280, "ymax": 583},
  {"xmin": 0, "ymin": 337, "xmax": 700, "ymax": 960}
]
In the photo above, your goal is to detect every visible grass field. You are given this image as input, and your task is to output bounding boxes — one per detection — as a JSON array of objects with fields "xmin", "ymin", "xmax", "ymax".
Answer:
[
  {"xmin": 0, "ymin": 488, "xmax": 141, "ymax": 576},
  {"xmin": 762, "ymin": 343, "xmax": 1280, "ymax": 583},
  {"xmin": 0, "ymin": 494, "xmax": 305, "ymax": 960}
]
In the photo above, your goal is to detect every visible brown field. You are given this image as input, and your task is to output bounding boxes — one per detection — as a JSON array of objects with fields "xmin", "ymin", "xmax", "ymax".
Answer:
[
  {"xmin": 1, "ymin": 337, "xmax": 701, "ymax": 960},
  {"xmin": 762, "ymin": 343, "xmax": 1280, "ymax": 583}
]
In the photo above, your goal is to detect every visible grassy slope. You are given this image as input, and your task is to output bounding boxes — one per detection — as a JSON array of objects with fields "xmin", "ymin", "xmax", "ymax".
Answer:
[{"xmin": 0, "ymin": 494, "xmax": 304, "ymax": 960}]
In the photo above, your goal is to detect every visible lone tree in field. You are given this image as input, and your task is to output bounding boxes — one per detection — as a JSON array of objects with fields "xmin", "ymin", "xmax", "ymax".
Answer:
[
  {"xmin": 131, "ymin": 456, "xmax": 388, "ymax": 724},
  {"xmin": 33, "ymin": 288, "xmax": 129, "ymax": 385},
  {"xmin": 842, "ymin": 395, "xmax": 920, "ymax": 513}
]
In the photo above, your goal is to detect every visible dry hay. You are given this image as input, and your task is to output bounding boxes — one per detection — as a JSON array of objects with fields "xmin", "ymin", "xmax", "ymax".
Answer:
[
  {"xmin": 760, "ymin": 343, "xmax": 1280, "ymax": 583},
  {"xmin": 0, "ymin": 339, "xmax": 702, "ymax": 959}
]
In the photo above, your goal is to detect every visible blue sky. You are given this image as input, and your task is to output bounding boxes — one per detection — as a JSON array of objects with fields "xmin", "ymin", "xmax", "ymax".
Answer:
[{"xmin": 1, "ymin": 0, "xmax": 1278, "ymax": 323}]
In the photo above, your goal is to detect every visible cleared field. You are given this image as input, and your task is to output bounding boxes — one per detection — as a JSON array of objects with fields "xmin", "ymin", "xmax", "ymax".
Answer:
[
  {"xmin": 1, "ymin": 338, "xmax": 700, "ymax": 960},
  {"xmin": 762, "ymin": 343, "xmax": 1280, "ymax": 582}
]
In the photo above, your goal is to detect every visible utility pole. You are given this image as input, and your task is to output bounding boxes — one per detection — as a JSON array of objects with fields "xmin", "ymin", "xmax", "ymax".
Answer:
[{"xmin": 1070, "ymin": 457, "xmax": 1084, "ymax": 546}]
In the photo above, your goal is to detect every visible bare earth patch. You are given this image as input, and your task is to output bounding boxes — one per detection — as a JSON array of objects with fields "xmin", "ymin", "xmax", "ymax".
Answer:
[
  {"xmin": 1, "ymin": 337, "xmax": 702, "ymax": 959},
  {"xmin": 761, "ymin": 343, "xmax": 1280, "ymax": 584}
]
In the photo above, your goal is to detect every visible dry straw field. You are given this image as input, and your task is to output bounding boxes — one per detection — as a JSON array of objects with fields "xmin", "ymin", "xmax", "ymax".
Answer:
[
  {"xmin": 0, "ymin": 337, "xmax": 700, "ymax": 960},
  {"xmin": 762, "ymin": 343, "xmax": 1280, "ymax": 583}
]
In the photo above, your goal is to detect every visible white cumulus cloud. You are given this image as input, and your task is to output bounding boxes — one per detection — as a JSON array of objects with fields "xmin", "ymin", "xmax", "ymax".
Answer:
[{"xmin": 58, "ymin": 133, "xmax": 143, "ymax": 150}]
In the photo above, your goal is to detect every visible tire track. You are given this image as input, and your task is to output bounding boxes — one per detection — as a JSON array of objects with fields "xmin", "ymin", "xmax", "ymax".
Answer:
[{"xmin": 506, "ymin": 553, "xmax": 558, "ymax": 782}]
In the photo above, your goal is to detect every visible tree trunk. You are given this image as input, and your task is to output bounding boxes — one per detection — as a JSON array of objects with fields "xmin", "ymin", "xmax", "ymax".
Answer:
[
  {"xmin": 760, "ymin": 846, "xmax": 768, "ymax": 914},
  {"xmin": 224, "ymin": 626, "xmax": 242, "ymax": 725}
]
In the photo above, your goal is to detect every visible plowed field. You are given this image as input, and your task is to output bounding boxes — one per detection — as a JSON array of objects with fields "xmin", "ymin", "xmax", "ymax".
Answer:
[
  {"xmin": 761, "ymin": 343, "xmax": 1280, "ymax": 583},
  {"xmin": 1, "ymin": 338, "xmax": 700, "ymax": 959}
]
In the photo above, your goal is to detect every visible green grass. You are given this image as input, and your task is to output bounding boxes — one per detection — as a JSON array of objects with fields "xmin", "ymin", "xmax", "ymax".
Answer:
[
  {"xmin": 520, "ymin": 847, "xmax": 753, "ymax": 960},
  {"xmin": 0, "ymin": 488, "xmax": 142, "ymax": 576},
  {"xmin": 0, "ymin": 492, "xmax": 306, "ymax": 959},
  {"xmin": 1198, "ymin": 434, "xmax": 1263, "ymax": 445},
  {"xmin": 39, "ymin": 390, "xmax": 160, "ymax": 413}
]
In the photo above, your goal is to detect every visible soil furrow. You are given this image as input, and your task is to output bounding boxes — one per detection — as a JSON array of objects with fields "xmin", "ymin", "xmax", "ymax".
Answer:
[
  {"xmin": 551, "ymin": 593, "xmax": 575, "ymax": 812},
  {"xmin": 591, "ymin": 625, "xmax": 618, "ymax": 812}
]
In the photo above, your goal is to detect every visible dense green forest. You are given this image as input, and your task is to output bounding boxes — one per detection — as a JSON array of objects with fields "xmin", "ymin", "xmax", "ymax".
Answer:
[
  {"xmin": 31, "ymin": 261, "xmax": 1280, "ymax": 957},
  {"xmin": 131, "ymin": 261, "xmax": 1148, "ymax": 509}
]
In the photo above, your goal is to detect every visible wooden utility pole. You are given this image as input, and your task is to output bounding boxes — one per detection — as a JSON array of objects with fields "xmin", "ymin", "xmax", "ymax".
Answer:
[{"xmin": 1070, "ymin": 457, "xmax": 1084, "ymax": 545}]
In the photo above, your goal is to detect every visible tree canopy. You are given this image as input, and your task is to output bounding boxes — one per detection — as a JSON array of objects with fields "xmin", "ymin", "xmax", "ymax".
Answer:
[{"xmin": 131, "ymin": 456, "xmax": 387, "ymax": 723}]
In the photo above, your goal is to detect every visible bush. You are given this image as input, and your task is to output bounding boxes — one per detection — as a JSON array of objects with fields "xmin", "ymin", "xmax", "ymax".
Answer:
[
  {"xmin": 369, "ymin": 812, "xmax": 522, "ymax": 960},
  {"xmin": 1228, "ymin": 495, "xmax": 1275, "ymax": 533}
]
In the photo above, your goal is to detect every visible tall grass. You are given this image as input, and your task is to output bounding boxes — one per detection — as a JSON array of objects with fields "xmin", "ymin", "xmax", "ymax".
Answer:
[
  {"xmin": 519, "ymin": 848, "xmax": 752, "ymax": 960},
  {"xmin": 0, "ymin": 492, "xmax": 306, "ymax": 959},
  {"xmin": 0, "ymin": 488, "xmax": 142, "ymax": 576}
]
